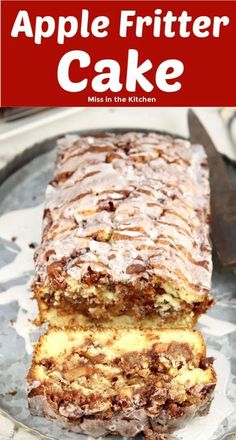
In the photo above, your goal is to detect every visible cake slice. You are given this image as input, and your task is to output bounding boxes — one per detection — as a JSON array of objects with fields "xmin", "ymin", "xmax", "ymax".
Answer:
[
  {"xmin": 33, "ymin": 131, "xmax": 213, "ymax": 328},
  {"xmin": 27, "ymin": 327, "xmax": 216, "ymax": 439}
]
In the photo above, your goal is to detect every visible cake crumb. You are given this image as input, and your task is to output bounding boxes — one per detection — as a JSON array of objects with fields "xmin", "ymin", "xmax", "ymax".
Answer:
[{"xmin": 29, "ymin": 242, "xmax": 37, "ymax": 249}]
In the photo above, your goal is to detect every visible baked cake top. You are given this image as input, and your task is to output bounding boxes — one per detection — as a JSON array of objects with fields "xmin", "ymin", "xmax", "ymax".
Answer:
[{"xmin": 34, "ymin": 132, "xmax": 212, "ymax": 297}]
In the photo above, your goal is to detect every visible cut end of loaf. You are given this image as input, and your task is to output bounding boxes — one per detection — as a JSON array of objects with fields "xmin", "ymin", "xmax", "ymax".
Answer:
[
  {"xmin": 36, "ymin": 299, "xmax": 200, "ymax": 329},
  {"xmin": 34, "ymin": 275, "xmax": 214, "ymax": 328}
]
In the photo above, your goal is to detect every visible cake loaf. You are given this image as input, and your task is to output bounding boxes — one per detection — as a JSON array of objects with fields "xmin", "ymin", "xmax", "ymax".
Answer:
[
  {"xmin": 33, "ymin": 131, "xmax": 213, "ymax": 328},
  {"xmin": 27, "ymin": 327, "xmax": 216, "ymax": 439}
]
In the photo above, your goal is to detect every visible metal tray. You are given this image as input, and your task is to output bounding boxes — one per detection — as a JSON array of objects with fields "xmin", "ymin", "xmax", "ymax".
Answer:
[{"xmin": 0, "ymin": 129, "xmax": 236, "ymax": 440}]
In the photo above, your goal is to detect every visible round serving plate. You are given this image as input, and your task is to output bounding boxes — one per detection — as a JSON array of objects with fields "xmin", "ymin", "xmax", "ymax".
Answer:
[{"xmin": 0, "ymin": 129, "xmax": 236, "ymax": 440}]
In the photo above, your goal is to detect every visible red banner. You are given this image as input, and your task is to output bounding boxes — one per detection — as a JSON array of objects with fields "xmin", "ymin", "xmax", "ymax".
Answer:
[{"xmin": 1, "ymin": 0, "xmax": 236, "ymax": 106}]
